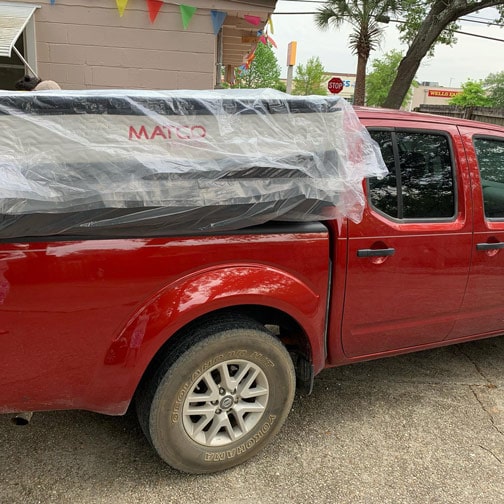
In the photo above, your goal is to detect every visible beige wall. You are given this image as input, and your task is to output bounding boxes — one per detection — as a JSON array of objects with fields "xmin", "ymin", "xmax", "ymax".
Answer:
[
  {"xmin": 410, "ymin": 85, "xmax": 462, "ymax": 110},
  {"xmin": 14, "ymin": 0, "xmax": 216, "ymax": 89}
]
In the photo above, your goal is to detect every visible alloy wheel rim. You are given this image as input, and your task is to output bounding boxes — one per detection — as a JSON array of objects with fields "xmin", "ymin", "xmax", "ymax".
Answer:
[{"xmin": 182, "ymin": 359, "xmax": 269, "ymax": 447}]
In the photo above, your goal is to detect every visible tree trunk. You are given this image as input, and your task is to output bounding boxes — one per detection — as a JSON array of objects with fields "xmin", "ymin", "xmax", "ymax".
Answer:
[
  {"xmin": 382, "ymin": 51, "xmax": 425, "ymax": 109},
  {"xmin": 353, "ymin": 54, "xmax": 367, "ymax": 106},
  {"xmin": 383, "ymin": 0, "xmax": 504, "ymax": 109}
]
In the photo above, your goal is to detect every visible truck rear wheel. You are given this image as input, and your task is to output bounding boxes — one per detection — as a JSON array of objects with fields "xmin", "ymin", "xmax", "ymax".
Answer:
[{"xmin": 135, "ymin": 318, "xmax": 296, "ymax": 474}]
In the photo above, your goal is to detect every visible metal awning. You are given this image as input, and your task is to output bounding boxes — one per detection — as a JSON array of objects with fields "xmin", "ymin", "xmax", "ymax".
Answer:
[{"xmin": 0, "ymin": 2, "xmax": 39, "ymax": 58}]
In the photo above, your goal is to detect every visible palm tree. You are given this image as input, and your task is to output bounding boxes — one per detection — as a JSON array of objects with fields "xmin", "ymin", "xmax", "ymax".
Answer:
[{"xmin": 316, "ymin": 0, "xmax": 402, "ymax": 106}]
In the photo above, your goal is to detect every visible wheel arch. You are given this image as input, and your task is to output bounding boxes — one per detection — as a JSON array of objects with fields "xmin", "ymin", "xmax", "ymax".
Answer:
[
  {"xmin": 94, "ymin": 263, "xmax": 327, "ymax": 413},
  {"xmin": 134, "ymin": 305, "xmax": 315, "ymax": 403}
]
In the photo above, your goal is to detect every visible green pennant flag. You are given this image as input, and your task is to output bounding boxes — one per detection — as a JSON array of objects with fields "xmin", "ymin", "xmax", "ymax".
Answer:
[{"xmin": 180, "ymin": 5, "xmax": 197, "ymax": 30}]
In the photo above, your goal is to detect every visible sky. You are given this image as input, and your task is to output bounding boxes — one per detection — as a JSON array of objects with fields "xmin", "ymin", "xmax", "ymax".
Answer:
[{"xmin": 270, "ymin": 4, "xmax": 504, "ymax": 88}]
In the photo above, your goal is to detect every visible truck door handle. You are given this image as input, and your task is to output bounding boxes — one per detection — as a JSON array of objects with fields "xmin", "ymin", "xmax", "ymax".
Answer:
[
  {"xmin": 476, "ymin": 242, "xmax": 504, "ymax": 251},
  {"xmin": 357, "ymin": 248, "xmax": 395, "ymax": 258}
]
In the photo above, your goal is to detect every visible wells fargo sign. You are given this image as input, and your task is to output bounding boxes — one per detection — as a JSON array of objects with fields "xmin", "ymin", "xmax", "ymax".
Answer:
[{"xmin": 428, "ymin": 89, "xmax": 461, "ymax": 98}]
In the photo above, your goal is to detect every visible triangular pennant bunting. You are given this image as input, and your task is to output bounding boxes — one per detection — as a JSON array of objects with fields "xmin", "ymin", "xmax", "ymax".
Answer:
[
  {"xmin": 267, "ymin": 17, "xmax": 274, "ymax": 34},
  {"xmin": 180, "ymin": 5, "xmax": 197, "ymax": 30},
  {"xmin": 116, "ymin": 0, "xmax": 128, "ymax": 17},
  {"xmin": 243, "ymin": 15, "xmax": 261, "ymax": 26},
  {"xmin": 267, "ymin": 35, "xmax": 277, "ymax": 48},
  {"xmin": 210, "ymin": 10, "xmax": 227, "ymax": 35},
  {"xmin": 146, "ymin": 0, "xmax": 163, "ymax": 23},
  {"xmin": 244, "ymin": 51, "xmax": 255, "ymax": 69}
]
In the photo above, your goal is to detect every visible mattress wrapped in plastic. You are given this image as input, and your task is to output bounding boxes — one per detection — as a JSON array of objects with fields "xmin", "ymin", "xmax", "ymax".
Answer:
[{"xmin": 0, "ymin": 89, "xmax": 387, "ymax": 239}]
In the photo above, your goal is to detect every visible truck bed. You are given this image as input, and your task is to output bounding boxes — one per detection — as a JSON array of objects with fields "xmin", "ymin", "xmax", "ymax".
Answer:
[{"xmin": 0, "ymin": 89, "xmax": 385, "ymax": 238}]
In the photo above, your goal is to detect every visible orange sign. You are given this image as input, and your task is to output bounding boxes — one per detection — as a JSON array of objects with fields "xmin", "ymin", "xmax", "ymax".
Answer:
[
  {"xmin": 428, "ymin": 89, "xmax": 461, "ymax": 98},
  {"xmin": 287, "ymin": 41, "xmax": 297, "ymax": 67}
]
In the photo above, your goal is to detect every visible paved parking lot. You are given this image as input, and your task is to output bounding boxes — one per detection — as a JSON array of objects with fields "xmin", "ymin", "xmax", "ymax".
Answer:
[{"xmin": 2, "ymin": 337, "xmax": 504, "ymax": 504}]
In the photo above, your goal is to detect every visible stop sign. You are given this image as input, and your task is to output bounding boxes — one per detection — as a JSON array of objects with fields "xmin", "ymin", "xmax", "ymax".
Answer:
[{"xmin": 328, "ymin": 77, "xmax": 344, "ymax": 94}]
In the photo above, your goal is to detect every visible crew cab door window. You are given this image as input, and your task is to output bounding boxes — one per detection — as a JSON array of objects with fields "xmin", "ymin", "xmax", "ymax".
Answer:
[
  {"xmin": 339, "ymin": 125, "xmax": 472, "ymax": 358},
  {"xmin": 369, "ymin": 131, "xmax": 455, "ymax": 219},
  {"xmin": 448, "ymin": 132, "xmax": 504, "ymax": 340},
  {"xmin": 474, "ymin": 138, "xmax": 504, "ymax": 218}
]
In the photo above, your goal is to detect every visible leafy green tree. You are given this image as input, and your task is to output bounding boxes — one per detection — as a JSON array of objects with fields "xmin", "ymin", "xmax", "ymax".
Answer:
[
  {"xmin": 366, "ymin": 49, "xmax": 417, "ymax": 107},
  {"xmin": 449, "ymin": 80, "xmax": 492, "ymax": 107},
  {"xmin": 315, "ymin": 0, "xmax": 403, "ymax": 106},
  {"xmin": 292, "ymin": 57, "xmax": 328, "ymax": 96},
  {"xmin": 383, "ymin": 1, "xmax": 504, "ymax": 109},
  {"xmin": 485, "ymin": 71, "xmax": 504, "ymax": 108},
  {"xmin": 233, "ymin": 43, "xmax": 281, "ymax": 89},
  {"xmin": 274, "ymin": 81, "xmax": 287, "ymax": 92}
]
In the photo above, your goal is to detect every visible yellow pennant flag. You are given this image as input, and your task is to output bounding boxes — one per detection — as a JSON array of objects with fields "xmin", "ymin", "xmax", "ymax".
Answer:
[
  {"xmin": 268, "ymin": 16, "xmax": 274, "ymax": 35},
  {"xmin": 116, "ymin": 0, "xmax": 128, "ymax": 17}
]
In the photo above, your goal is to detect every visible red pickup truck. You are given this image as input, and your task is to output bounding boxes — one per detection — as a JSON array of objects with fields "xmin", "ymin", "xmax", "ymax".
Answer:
[{"xmin": 1, "ymin": 93, "xmax": 504, "ymax": 474}]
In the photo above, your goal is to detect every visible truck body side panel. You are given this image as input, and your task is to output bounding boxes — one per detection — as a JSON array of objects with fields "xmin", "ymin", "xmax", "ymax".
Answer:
[{"xmin": 0, "ymin": 225, "xmax": 330, "ymax": 414}]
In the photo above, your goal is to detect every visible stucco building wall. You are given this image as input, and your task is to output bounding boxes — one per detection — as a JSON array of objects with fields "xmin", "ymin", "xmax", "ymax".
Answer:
[
  {"xmin": 5, "ymin": 0, "xmax": 275, "ymax": 90},
  {"xmin": 11, "ymin": 0, "xmax": 215, "ymax": 89}
]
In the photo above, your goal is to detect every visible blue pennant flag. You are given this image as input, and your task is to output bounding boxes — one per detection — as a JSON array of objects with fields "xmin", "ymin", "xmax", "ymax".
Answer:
[{"xmin": 211, "ymin": 10, "xmax": 227, "ymax": 35}]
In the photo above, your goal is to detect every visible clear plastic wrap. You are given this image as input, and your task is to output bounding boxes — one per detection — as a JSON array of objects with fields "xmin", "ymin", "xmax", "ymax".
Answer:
[{"xmin": 0, "ymin": 89, "xmax": 387, "ymax": 239}]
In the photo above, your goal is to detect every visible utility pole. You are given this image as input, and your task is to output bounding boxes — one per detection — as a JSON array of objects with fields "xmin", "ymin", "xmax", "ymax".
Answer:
[{"xmin": 286, "ymin": 41, "xmax": 297, "ymax": 94}]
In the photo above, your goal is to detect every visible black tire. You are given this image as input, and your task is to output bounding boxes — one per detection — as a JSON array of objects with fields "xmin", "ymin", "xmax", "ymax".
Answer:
[{"xmin": 135, "ymin": 317, "xmax": 296, "ymax": 474}]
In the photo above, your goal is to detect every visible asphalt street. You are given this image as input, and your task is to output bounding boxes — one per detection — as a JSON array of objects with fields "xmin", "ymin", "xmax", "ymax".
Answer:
[{"xmin": 2, "ymin": 337, "xmax": 504, "ymax": 504}]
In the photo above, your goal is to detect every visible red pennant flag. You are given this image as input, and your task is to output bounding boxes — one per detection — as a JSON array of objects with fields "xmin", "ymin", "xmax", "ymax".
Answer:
[
  {"xmin": 146, "ymin": 0, "xmax": 163, "ymax": 23},
  {"xmin": 243, "ymin": 15, "xmax": 261, "ymax": 26},
  {"xmin": 267, "ymin": 35, "xmax": 277, "ymax": 48}
]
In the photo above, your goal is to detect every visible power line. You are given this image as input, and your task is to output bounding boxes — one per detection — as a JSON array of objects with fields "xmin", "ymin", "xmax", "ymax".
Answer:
[
  {"xmin": 274, "ymin": 3, "xmax": 504, "ymax": 26},
  {"xmin": 459, "ymin": 17, "xmax": 503, "ymax": 26},
  {"xmin": 277, "ymin": 0, "xmax": 501, "ymax": 20},
  {"xmin": 464, "ymin": 13, "xmax": 501, "ymax": 22},
  {"xmin": 382, "ymin": 17, "xmax": 504, "ymax": 43},
  {"xmin": 453, "ymin": 29, "xmax": 504, "ymax": 42},
  {"xmin": 271, "ymin": 12, "xmax": 504, "ymax": 43}
]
